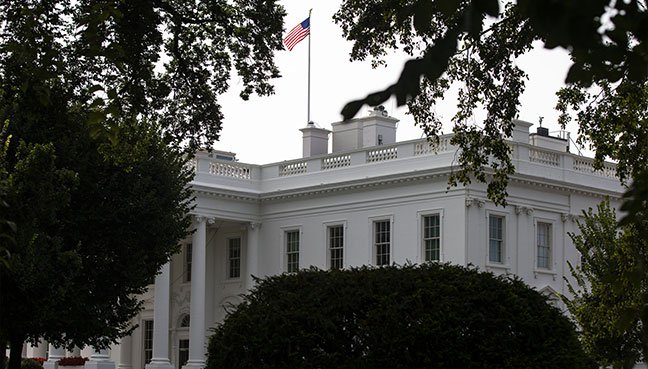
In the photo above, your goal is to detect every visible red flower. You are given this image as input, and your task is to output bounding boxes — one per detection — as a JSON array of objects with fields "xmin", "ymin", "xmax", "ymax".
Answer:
[{"xmin": 57, "ymin": 357, "xmax": 89, "ymax": 366}]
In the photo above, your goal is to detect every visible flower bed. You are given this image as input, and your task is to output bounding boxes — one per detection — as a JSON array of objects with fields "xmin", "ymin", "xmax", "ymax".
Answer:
[{"xmin": 57, "ymin": 357, "xmax": 88, "ymax": 366}]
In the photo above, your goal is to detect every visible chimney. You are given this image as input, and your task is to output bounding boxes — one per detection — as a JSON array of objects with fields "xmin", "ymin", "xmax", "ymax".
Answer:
[
  {"xmin": 299, "ymin": 122, "xmax": 330, "ymax": 157},
  {"xmin": 510, "ymin": 119, "xmax": 533, "ymax": 143},
  {"xmin": 331, "ymin": 106, "xmax": 399, "ymax": 153}
]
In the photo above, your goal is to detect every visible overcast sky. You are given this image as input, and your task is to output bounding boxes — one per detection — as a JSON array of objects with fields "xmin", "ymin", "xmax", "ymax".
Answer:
[{"xmin": 214, "ymin": 0, "xmax": 576, "ymax": 164}]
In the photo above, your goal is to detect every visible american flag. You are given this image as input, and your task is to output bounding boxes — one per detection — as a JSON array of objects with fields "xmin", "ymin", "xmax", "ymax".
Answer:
[{"xmin": 283, "ymin": 17, "xmax": 310, "ymax": 51}]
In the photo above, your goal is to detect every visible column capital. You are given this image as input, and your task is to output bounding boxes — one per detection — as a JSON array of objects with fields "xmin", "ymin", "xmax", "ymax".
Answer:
[
  {"xmin": 193, "ymin": 215, "xmax": 216, "ymax": 225},
  {"xmin": 248, "ymin": 222, "xmax": 261, "ymax": 230}
]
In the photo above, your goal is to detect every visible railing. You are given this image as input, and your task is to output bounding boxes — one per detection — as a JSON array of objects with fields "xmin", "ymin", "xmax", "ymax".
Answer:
[
  {"xmin": 529, "ymin": 148, "xmax": 560, "ymax": 167},
  {"xmin": 414, "ymin": 137, "xmax": 450, "ymax": 155},
  {"xmin": 279, "ymin": 161, "xmax": 308, "ymax": 176},
  {"xmin": 193, "ymin": 137, "xmax": 618, "ymax": 184},
  {"xmin": 573, "ymin": 158, "xmax": 617, "ymax": 178},
  {"xmin": 322, "ymin": 154, "xmax": 351, "ymax": 170},
  {"xmin": 209, "ymin": 162, "xmax": 251, "ymax": 179},
  {"xmin": 367, "ymin": 146, "xmax": 398, "ymax": 163}
]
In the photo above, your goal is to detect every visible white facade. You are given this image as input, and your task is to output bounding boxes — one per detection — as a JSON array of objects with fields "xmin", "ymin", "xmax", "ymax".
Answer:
[{"xmin": 26, "ymin": 111, "xmax": 625, "ymax": 369}]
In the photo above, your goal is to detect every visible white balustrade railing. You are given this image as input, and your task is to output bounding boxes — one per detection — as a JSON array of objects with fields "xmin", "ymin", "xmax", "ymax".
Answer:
[
  {"xmin": 192, "ymin": 138, "xmax": 618, "ymax": 184},
  {"xmin": 573, "ymin": 158, "xmax": 617, "ymax": 178},
  {"xmin": 322, "ymin": 154, "xmax": 351, "ymax": 170},
  {"xmin": 279, "ymin": 161, "xmax": 308, "ymax": 176},
  {"xmin": 367, "ymin": 146, "xmax": 398, "ymax": 163},
  {"xmin": 414, "ymin": 137, "xmax": 450, "ymax": 155},
  {"xmin": 529, "ymin": 148, "xmax": 560, "ymax": 167},
  {"xmin": 209, "ymin": 161, "xmax": 251, "ymax": 179}
]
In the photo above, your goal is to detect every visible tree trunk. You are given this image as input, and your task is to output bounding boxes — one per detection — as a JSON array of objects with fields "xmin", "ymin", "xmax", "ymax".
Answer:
[
  {"xmin": 0, "ymin": 337, "xmax": 7, "ymax": 369},
  {"xmin": 8, "ymin": 335, "xmax": 24, "ymax": 369}
]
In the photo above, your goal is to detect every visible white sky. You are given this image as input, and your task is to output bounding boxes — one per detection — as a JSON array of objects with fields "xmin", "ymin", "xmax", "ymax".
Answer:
[{"xmin": 215, "ymin": 0, "xmax": 576, "ymax": 164}]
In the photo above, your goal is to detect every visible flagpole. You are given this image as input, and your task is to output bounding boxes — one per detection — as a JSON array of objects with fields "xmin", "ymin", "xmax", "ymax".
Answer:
[{"xmin": 307, "ymin": 8, "xmax": 312, "ymax": 125}]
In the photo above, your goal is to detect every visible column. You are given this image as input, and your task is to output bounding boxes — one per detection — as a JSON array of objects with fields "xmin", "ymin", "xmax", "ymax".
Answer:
[
  {"xmin": 145, "ymin": 262, "xmax": 173, "ymax": 369},
  {"xmin": 28, "ymin": 340, "xmax": 48, "ymax": 359},
  {"xmin": 43, "ymin": 344, "xmax": 66, "ymax": 369},
  {"xmin": 116, "ymin": 335, "xmax": 132, "ymax": 369},
  {"xmin": 66, "ymin": 347, "xmax": 81, "ymax": 357},
  {"xmin": 182, "ymin": 216, "xmax": 207, "ymax": 369},
  {"xmin": 246, "ymin": 222, "xmax": 260, "ymax": 290},
  {"xmin": 84, "ymin": 348, "xmax": 115, "ymax": 369}
]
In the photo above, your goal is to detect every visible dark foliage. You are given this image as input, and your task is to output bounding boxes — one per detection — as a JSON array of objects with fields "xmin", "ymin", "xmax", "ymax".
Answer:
[
  {"xmin": 0, "ymin": 0, "xmax": 285, "ymax": 365},
  {"xmin": 207, "ymin": 264, "xmax": 595, "ymax": 369},
  {"xmin": 334, "ymin": 0, "xmax": 647, "ymax": 208}
]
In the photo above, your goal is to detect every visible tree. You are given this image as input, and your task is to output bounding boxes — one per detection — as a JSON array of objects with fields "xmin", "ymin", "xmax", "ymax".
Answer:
[
  {"xmin": 563, "ymin": 200, "xmax": 648, "ymax": 369},
  {"xmin": 0, "ymin": 1, "xmax": 285, "ymax": 368},
  {"xmin": 207, "ymin": 264, "xmax": 595, "ymax": 369},
  {"xmin": 333, "ymin": 0, "xmax": 647, "ymax": 207}
]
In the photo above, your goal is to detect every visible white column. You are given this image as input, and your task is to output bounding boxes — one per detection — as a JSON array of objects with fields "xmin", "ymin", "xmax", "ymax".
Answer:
[
  {"xmin": 145, "ymin": 262, "xmax": 173, "ymax": 369},
  {"xmin": 182, "ymin": 216, "xmax": 207, "ymax": 369},
  {"xmin": 84, "ymin": 348, "xmax": 115, "ymax": 369},
  {"xmin": 35, "ymin": 341, "xmax": 48, "ymax": 358},
  {"xmin": 246, "ymin": 222, "xmax": 260, "ymax": 290},
  {"xmin": 66, "ymin": 347, "xmax": 81, "ymax": 357},
  {"xmin": 116, "ymin": 335, "xmax": 132, "ymax": 369},
  {"xmin": 43, "ymin": 344, "xmax": 66, "ymax": 369}
]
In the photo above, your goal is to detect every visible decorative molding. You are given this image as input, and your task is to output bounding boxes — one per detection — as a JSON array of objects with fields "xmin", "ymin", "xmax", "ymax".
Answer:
[
  {"xmin": 465, "ymin": 198, "xmax": 485, "ymax": 208},
  {"xmin": 514, "ymin": 205, "xmax": 534, "ymax": 215},
  {"xmin": 248, "ymin": 222, "xmax": 261, "ymax": 230},
  {"xmin": 561, "ymin": 213, "xmax": 578, "ymax": 222}
]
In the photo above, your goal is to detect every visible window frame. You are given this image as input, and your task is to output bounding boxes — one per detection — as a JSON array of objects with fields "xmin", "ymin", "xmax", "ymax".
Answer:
[
  {"xmin": 370, "ymin": 216, "xmax": 393, "ymax": 266},
  {"xmin": 282, "ymin": 227, "xmax": 301, "ymax": 273},
  {"xmin": 535, "ymin": 220, "xmax": 553, "ymax": 270},
  {"xmin": 183, "ymin": 243, "xmax": 192, "ymax": 283},
  {"xmin": 487, "ymin": 213, "xmax": 506, "ymax": 265},
  {"xmin": 226, "ymin": 237, "xmax": 242, "ymax": 280},
  {"xmin": 325, "ymin": 222, "xmax": 346, "ymax": 270},
  {"xmin": 142, "ymin": 319, "xmax": 154, "ymax": 367},
  {"xmin": 419, "ymin": 210, "xmax": 443, "ymax": 262}
]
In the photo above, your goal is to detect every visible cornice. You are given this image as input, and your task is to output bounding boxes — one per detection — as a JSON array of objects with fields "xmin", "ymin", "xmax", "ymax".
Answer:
[
  {"xmin": 190, "ymin": 165, "xmax": 623, "ymax": 204},
  {"xmin": 259, "ymin": 169, "xmax": 453, "ymax": 202}
]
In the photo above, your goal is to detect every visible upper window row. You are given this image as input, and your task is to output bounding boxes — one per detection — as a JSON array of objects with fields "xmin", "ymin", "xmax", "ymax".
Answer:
[
  {"xmin": 488, "ymin": 214, "xmax": 554, "ymax": 270},
  {"xmin": 284, "ymin": 214, "xmax": 443, "ymax": 272}
]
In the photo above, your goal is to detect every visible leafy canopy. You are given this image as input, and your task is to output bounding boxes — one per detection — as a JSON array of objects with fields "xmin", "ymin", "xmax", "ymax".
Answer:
[
  {"xmin": 334, "ymin": 0, "xmax": 648, "ymax": 206},
  {"xmin": 207, "ymin": 264, "xmax": 595, "ymax": 369},
  {"xmin": 0, "ymin": 0, "xmax": 285, "ymax": 365},
  {"xmin": 563, "ymin": 200, "xmax": 648, "ymax": 369}
]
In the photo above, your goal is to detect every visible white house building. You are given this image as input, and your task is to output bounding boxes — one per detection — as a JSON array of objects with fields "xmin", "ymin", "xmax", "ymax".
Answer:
[{"xmin": 27, "ymin": 107, "xmax": 624, "ymax": 369}]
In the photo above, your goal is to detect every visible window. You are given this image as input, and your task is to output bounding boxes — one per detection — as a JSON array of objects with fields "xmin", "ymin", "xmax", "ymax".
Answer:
[
  {"xmin": 178, "ymin": 339, "xmax": 189, "ymax": 369},
  {"xmin": 537, "ymin": 222, "xmax": 552, "ymax": 269},
  {"xmin": 374, "ymin": 220, "xmax": 391, "ymax": 266},
  {"xmin": 488, "ymin": 215, "xmax": 504, "ymax": 263},
  {"xmin": 422, "ymin": 214, "xmax": 441, "ymax": 262},
  {"xmin": 328, "ymin": 225, "xmax": 344, "ymax": 269},
  {"xmin": 285, "ymin": 230, "xmax": 300, "ymax": 273},
  {"xmin": 179, "ymin": 314, "xmax": 190, "ymax": 328},
  {"xmin": 227, "ymin": 238, "xmax": 241, "ymax": 279},
  {"xmin": 184, "ymin": 244, "xmax": 192, "ymax": 282},
  {"xmin": 143, "ymin": 320, "xmax": 153, "ymax": 365}
]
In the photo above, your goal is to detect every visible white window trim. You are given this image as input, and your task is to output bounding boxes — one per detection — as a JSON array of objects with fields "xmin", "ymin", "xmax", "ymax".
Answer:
[
  {"xmin": 534, "ymin": 218, "xmax": 556, "ymax": 273},
  {"xmin": 323, "ymin": 220, "xmax": 347, "ymax": 270},
  {"xmin": 485, "ymin": 211, "xmax": 509, "ymax": 269},
  {"xmin": 182, "ymin": 243, "xmax": 192, "ymax": 283},
  {"xmin": 225, "ymin": 235, "xmax": 243, "ymax": 281},
  {"xmin": 369, "ymin": 215, "xmax": 394, "ymax": 266},
  {"xmin": 141, "ymin": 318, "xmax": 154, "ymax": 369},
  {"xmin": 417, "ymin": 209, "xmax": 444, "ymax": 263},
  {"xmin": 280, "ymin": 225, "xmax": 302, "ymax": 273}
]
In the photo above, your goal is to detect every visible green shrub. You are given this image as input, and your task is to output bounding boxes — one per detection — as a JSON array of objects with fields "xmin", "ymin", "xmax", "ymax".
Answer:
[
  {"xmin": 207, "ymin": 263, "xmax": 595, "ymax": 369},
  {"xmin": 20, "ymin": 359, "xmax": 41, "ymax": 369}
]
